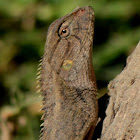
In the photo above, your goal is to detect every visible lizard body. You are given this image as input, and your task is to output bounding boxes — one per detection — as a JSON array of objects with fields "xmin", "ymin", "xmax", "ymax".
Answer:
[{"xmin": 38, "ymin": 6, "xmax": 98, "ymax": 140}]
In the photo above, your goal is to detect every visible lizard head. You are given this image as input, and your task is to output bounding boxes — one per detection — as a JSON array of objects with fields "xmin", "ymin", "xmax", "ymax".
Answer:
[{"xmin": 42, "ymin": 6, "xmax": 96, "ymax": 88}]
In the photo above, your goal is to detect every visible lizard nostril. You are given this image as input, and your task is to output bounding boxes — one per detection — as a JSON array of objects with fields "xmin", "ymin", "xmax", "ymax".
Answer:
[
  {"xmin": 76, "ymin": 9, "xmax": 85, "ymax": 16},
  {"xmin": 80, "ymin": 9, "xmax": 85, "ymax": 13}
]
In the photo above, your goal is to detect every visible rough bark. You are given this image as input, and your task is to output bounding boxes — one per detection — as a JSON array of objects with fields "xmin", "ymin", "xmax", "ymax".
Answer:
[{"xmin": 100, "ymin": 41, "xmax": 140, "ymax": 140}]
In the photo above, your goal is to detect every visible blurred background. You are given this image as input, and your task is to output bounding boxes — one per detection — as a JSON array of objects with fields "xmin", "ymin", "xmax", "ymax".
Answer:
[{"xmin": 0, "ymin": 0, "xmax": 140, "ymax": 139}]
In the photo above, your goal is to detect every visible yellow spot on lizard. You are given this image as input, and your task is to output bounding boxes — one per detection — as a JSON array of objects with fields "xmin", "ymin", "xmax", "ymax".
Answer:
[{"xmin": 62, "ymin": 60, "xmax": 73, "ymax": 70}]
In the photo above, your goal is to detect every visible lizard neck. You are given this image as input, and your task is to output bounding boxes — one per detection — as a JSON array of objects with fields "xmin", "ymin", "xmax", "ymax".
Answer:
[
  {"xmin": 59, "ymin": 42, "xmax": 97, "ymax": 90},
  {"xmin": 65, "ymin": 58, "xmax": 97, "ymax": 90}
]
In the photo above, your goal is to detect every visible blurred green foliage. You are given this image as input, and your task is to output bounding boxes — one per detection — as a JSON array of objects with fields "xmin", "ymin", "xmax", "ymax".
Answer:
[{"xmin": 0, "ymin": 0, "xmax": 140, "ymax": 139}]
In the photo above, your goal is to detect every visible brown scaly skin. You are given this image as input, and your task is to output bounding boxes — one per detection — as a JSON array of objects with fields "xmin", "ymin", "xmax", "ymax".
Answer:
[{"xmin": 38, "ymin": 6, "xmax": 98, "ymax": 140}]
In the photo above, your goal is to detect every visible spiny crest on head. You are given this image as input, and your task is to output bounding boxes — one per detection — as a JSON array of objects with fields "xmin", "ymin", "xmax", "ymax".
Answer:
[
  {"xmin": 36, "ymin": 58, "xmax": 46, "ymax": 139},
  {"xmin": 36, "ymin": 58, "xmax": 43, "ymax": 94},
  {"xmin": 39, "ymin": 123, "xmax": 45, "ymax": 140}
]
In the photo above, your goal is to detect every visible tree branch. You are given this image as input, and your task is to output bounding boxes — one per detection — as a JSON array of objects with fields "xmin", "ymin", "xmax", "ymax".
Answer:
[{"xmin": 100, "ymin": 41, "xmax": 140, "ymax": 140}]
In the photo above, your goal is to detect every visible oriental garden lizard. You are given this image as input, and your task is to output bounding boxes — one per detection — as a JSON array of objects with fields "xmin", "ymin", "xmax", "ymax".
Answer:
[{"xmin": 37, "ymin": 6, "xmax": 98, "ymax": 140}]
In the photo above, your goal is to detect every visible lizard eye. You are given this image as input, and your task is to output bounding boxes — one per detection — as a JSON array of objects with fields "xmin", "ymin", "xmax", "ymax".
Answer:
[
  {"xmin": 62, "ymin": 29, "xmax": 67, "ymax": 34},
  {"xmin": 59, "ymin": 27, "xmax": 70, "ymax": 38}
]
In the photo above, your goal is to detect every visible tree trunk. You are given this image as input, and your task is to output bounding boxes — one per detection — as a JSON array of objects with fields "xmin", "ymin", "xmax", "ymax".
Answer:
[{"xmin": 100, "ymin": 41, "xmax": 140, "ymax": 140}]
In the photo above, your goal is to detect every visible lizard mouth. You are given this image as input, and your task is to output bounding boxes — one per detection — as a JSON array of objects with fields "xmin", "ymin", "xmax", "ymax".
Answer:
[
  {"xmin": 73, "ymin": 6, "xmax": 94, "ymax": 61},
  {"xmin": 80, "ymin": 6, "xmax": 94, "ymax": 47}
]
